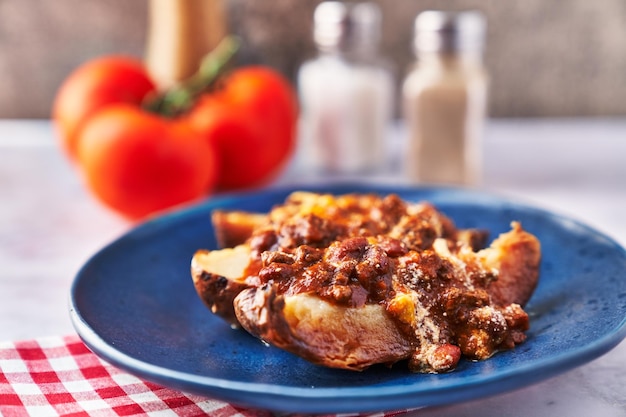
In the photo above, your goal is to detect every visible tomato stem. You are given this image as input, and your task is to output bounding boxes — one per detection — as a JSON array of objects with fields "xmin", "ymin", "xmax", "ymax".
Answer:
[{"xmin": 144, "ymin": 36, "xmax": 240, "ymax": 117}]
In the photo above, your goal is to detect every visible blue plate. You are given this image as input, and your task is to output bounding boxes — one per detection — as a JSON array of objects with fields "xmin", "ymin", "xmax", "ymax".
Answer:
[{"xmin": 69, "ymin": 184, "xmax": 626, "ymax": 414}]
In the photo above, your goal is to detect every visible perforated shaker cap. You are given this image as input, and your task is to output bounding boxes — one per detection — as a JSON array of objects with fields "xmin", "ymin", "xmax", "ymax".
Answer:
[
  {"xmin": 313, "ymin": 1, "xmax": 381, "ymax": 52},
  {"xmin": 413, "ymin": 10, "xmax": 486, "ymax": 53}
]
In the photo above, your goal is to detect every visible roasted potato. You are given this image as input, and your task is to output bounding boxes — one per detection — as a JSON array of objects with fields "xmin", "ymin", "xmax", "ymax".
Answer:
[
  {"xmin": 191, "ymin": 192, "xmax": 541, "ymax": 373},
  {"xmin": 191, "ymin": 244, "xmax": 252, "ymax": 325},
  {"xmin": 234, "ymin": 287, "xmax": 414, "ymax": 371},
  {"xmin": 212, "ymin": 210, "xmax": 266, "ymax": 248}
]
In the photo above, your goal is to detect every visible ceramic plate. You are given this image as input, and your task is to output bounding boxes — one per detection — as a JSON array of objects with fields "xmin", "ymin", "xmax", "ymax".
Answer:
[{"xmin": 69, "ymin": 184, "xmax": 626, "ymax": 414}]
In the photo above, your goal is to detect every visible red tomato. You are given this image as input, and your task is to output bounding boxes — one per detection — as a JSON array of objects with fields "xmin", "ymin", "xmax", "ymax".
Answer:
[
  {"xmin": 188, "ymin": 66, "xmax": 298, "ymax": 189},
  {"xmin": 52, "ymin": 52, "xmax": 297, "ymax": 220},
  {"xmin": 52, "ymin": 56, "xmax": 157, "ymax": 161},
  {"xmin": 77, "ymin": 105, "xmax": 219, "ymax": 219}
]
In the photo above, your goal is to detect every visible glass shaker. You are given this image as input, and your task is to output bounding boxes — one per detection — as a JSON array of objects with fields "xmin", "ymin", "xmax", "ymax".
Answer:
[
  {"xmin": 297, "ymin": 1, "xmax": 394, "ymax": 175},
  {"xmin": 403, "ymin": 10, "xmax": 488, "ymax": 185}
]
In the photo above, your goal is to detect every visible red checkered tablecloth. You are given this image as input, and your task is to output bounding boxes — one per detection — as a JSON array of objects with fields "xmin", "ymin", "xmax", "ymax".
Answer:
[{"xmin": 0, "ymin": 335, "xmax": 412, "ymax": 417}]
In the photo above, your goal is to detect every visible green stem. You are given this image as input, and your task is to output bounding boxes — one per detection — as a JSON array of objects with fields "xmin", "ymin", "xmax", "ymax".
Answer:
[{"xmin": 145, "ymin": 36, "xmax": 240, "ymax": 117}]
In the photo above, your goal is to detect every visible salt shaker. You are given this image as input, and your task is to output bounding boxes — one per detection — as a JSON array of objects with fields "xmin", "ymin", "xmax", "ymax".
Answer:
[
  {"xmin": 297, "ymin": 1, "xmax": 394, "ymax": 175},
  {"xmin": 402, "ymin": 10, "xmax": 488, "ymax": 185}
]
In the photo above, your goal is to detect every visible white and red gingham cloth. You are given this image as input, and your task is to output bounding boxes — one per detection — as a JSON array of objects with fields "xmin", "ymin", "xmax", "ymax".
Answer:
[{"xmin": 0, "ymin": 335, "xmax": 411, "ymax": 417}]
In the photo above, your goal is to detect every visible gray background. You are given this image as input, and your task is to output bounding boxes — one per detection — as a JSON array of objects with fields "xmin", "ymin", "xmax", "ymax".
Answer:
[{"xmin": 2, "ymin": 0, "xmax": 626, "ymax": 118}]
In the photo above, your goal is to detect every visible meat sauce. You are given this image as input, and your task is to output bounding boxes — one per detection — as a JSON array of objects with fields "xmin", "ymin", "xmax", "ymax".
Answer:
[
  {"xmin": 240, "ymin": 192, "xmax": 531, "ymax": 372},
  {"xmin": 247, "ymin": 194, "xmax": 475, "ymax": 305}
]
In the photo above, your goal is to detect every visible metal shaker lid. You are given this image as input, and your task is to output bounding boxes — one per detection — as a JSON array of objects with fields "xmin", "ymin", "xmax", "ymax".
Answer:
[
  {"xmin": 413, "ymin": 10, "xmax": 486, "ymax": 53},
  {"xmin": 313, "ymin": 1, "xmax": 382, "ymax": 53}
]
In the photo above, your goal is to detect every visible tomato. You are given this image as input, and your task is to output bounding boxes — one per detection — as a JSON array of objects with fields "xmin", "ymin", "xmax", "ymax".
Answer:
[
  {"xmin": 77, "ymin": 105, "xmax": 219, "ymax": 219},
  {"xmin": 53, "ymin": 56, "xmax": 157, "ymax": 161},
  {"xmin": 188, "ymin": 66, "xmax": 298, "ymax": 189},
  {"xmin": 52, "ymin": 44, "xmax": 298, "ymax": 220}
]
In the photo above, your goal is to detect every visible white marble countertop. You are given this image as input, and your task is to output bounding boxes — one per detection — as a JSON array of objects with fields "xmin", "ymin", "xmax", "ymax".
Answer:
[{"xmin": 1, "ymin": 118, "xmax": 625, "ymax": 416}]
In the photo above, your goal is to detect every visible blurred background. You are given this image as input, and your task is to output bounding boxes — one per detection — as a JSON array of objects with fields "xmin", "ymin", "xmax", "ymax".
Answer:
[{"xmin": 2, "ymin": 0, "xmax": 626, "ymax": 119}]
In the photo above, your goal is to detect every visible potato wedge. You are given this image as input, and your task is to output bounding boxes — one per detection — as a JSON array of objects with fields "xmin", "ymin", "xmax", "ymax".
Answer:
[
  {"xmin": 477, "ymin": 222, "xmax": 541, "ymax": 307},
  {"xmin": 234, "ymin": 286, "xmax": 413, "ymax": 371},
  {"xmin": 212, "ymin": 210, "xmax": 266, "ymax": 248},
  {"xmin": 191, "ymin": 244, "xmax": 252, "ymax": 325}
]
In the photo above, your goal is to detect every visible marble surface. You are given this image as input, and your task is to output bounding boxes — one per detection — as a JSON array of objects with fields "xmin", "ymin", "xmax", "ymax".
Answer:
[{"xmin": 0, "ymin": 119, "xmax": 625, "ymax": 416}]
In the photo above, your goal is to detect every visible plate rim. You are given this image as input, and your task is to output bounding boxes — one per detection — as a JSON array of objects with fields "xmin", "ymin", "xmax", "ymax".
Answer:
[{"xmin": 69, "ymin": 183, "xmax": 626, "ymax": 413}]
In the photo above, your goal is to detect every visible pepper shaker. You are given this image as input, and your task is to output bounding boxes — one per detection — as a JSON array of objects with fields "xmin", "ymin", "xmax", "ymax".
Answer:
[{"xmin": 402, "ymin": 10, "xmax": 488, "ymax": 185}]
